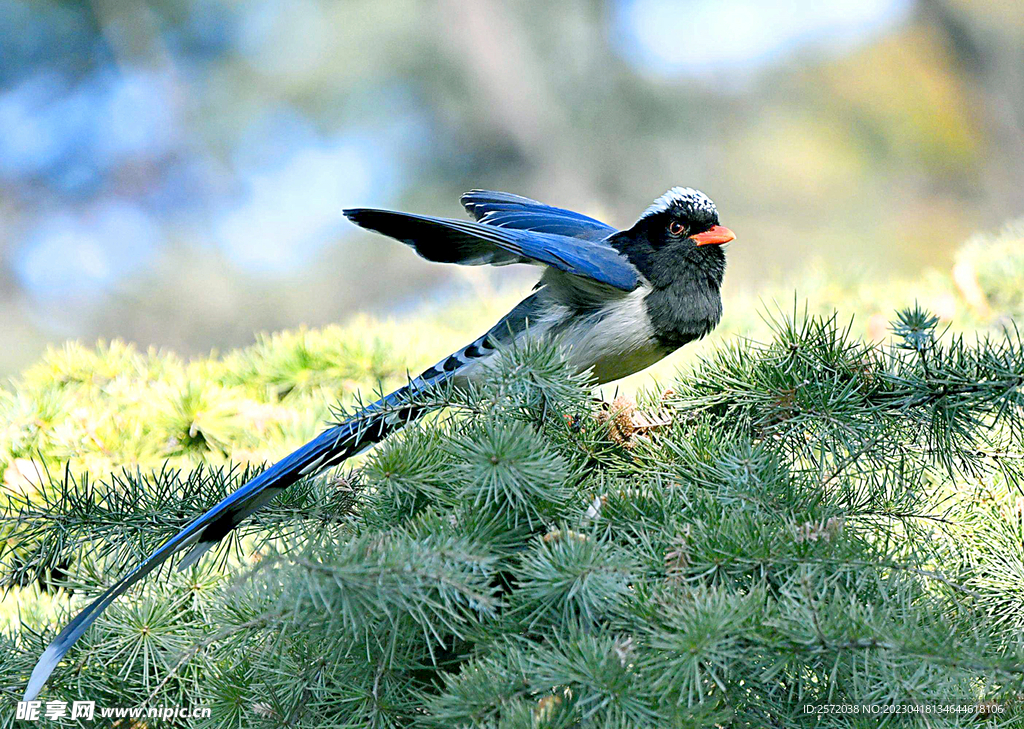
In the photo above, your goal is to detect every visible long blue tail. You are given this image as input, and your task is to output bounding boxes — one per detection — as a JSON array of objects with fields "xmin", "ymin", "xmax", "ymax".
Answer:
[{"xmin": 23, "ymin": 385, "xmax": 424, "ymax": 701}]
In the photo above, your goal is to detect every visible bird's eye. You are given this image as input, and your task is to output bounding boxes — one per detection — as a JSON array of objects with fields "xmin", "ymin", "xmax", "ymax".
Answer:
[{"xmin": 668, "ymin": 221, "xmax": 686, "ymax": 237}]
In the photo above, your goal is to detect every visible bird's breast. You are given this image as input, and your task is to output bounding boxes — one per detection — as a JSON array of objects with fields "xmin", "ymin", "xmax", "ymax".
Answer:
[
  {"xmin": 644, "ymin": 280, "xmax": 722, "ymax": 350},
  {"xmin": 554, "ymin": 286, "xmax": 669, "ymax": 384},
  {"xmin": 452, "ymin": 284, "xmax": 680, "ymax": 387}
]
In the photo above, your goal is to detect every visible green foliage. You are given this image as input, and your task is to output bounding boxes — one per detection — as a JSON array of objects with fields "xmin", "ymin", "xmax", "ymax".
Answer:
[
  {"xmin": 4, "ymin": 228, "xmax": 1024, "ymax": 726},
  {"xmin": 954, "ymin": 219, "xmax": 1024, "ymax": 323},
  {"xmin": 449, "ymin": 419, "xmax": 569, "ymax": 531},
  {"xmin": 0, "ymin": 317, "xmax": 485, "ymax": 492},
  {"xmin": 512, "ymin": 529, "xmax": 637, "ymax": 631},
  {"xmin": 3, "ymin": 303, "xmax": 1024, "ymax": 727}
]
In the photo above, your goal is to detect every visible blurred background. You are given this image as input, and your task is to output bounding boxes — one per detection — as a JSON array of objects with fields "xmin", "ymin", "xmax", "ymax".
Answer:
[{"xmin": 1, "ymin": 0, "xmax": 1022, "ymax": 377}]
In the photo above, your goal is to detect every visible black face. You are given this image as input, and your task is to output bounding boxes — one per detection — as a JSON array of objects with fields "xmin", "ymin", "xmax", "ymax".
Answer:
[
  {"xmin": 647, "ymin": 203, "xmax": 720, "ymax": 250},
  {"xmin": 613, "ymin": 189, "xmax": 731, "ymax": 351},
  {"xmin": 612, "ymin": 196, "xmax": 728, "ymax": 288}
]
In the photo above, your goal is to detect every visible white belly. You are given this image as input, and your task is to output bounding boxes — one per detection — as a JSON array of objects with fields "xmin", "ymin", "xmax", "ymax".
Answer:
[
  {"xmin": 456, "ymin": 285, "xmax": 667, "ymax": 386},
  {"xmin": 557, "ymin": 286, "xmax": 667, "ymax": 383}
]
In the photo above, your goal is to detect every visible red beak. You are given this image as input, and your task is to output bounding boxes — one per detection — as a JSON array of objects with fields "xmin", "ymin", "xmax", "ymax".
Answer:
[{"xmin": 691, "ymin": 225, "xmax": 735, "ymax": 246}]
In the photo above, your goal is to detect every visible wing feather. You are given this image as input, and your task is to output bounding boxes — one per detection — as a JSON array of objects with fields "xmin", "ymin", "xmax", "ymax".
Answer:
[
  {"xmin": 461, "ymin": 189, "xmax": 616, "ymax": 241},
  {"xmin": 343, "ymin": 208, "xmax": 638, "ymax": 291}
]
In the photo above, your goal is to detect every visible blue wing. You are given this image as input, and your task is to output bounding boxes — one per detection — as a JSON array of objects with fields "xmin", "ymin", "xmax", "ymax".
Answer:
[
  {"xmin": 460, "ymin": 189, "xmax": 616, "ymax": 241},
  {"xmin": 343, "ymin": 208, "xmax": 638, "ymax": 292}
]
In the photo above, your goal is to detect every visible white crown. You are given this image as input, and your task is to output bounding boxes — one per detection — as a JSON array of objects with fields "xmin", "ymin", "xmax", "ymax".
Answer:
[{"xmin": 637, "ymin": 187, "xmax": 717, "ymax": 223}]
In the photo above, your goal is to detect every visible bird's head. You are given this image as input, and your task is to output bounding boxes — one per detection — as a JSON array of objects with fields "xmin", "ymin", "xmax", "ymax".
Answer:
[
  {"xmin": 615, "ymin": 187, "xmax": 734, "ymax": 287},
  {"xmin": 635, "ymin": 187, "xmax": 735, "ymax": 251}
]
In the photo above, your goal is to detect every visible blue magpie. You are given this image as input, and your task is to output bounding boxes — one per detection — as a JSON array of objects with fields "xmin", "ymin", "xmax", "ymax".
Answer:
[{"xmin": 24, "ymin": 187, "xmax": 734, "ymax": 700}]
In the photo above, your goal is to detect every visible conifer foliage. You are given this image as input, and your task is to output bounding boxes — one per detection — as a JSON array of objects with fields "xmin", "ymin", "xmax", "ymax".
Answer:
[{"xmin": 4, "ymin": 306, "xmax": 1024, "ymax": 728}]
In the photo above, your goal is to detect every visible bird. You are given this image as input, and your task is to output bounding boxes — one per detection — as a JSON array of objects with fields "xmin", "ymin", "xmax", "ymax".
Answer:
[{"xmin": 24, "ymin": 186, "xmax": 734, "ymax": 701}]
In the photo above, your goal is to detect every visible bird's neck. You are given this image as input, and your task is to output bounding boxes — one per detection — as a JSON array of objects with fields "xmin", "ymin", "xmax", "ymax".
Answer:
[
  {"xmin": 612, "ymin": 232, "xmax": 726, "ymax": 350},
  {"xmin": 648, "ymin": 244, "xmax": 725, "ymax": 292}
]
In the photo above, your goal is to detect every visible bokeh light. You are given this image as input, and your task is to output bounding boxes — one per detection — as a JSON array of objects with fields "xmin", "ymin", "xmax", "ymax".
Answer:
[{"xmin": 0, "ymin": 0, "xmax": 1021, "ymax": 375}]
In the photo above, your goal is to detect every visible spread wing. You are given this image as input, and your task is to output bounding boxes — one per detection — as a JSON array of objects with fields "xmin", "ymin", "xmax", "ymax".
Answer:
[
  {"xmin": 343, "ymin": 203, "xmax": 638, "ymax": 292},
  {"xmin": 460, "ymin": 190, "xmax": 617, "ymax": 241}
]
